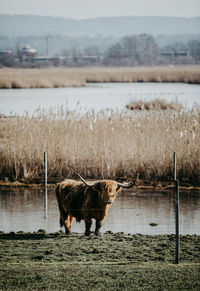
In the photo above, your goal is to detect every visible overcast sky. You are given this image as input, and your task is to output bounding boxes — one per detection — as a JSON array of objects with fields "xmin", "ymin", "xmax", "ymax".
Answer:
[{"xmin": 0, "ymin": 0, "xmax": 200, "ymax": 19}]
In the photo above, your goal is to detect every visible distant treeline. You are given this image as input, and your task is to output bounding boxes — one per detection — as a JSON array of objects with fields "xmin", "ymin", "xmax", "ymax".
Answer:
[{"xmin": 0, "ymin": 34, "xmax": 200, "ymax": 67}]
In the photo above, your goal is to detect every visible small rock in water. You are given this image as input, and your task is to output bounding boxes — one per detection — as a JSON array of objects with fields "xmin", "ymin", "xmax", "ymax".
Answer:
[{"xmin": 149, "ymin": 223, "xmax": 158, "ymax": 227}]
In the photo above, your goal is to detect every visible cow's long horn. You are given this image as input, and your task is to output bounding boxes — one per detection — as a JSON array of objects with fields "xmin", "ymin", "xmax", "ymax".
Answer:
[
  {"xmin": 117, "ymin": 174, "xmax": 139, "ymax": 189},
  {"xmin": 73, "ymin": 170, "xmax": 95, "ymax": 187}
]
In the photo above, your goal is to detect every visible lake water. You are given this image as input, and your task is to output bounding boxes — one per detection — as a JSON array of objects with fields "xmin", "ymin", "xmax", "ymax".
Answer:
[
  {"xmin": 0, "ymin": 82, "xmax": 200, "ymax": 115},
  {"xmin": 0, "ymin": 188, "xmax": 199, "ymax": 235},
  {"xmin": 1, "ymin": 83, "xmax": 200, "ymax": 235}
]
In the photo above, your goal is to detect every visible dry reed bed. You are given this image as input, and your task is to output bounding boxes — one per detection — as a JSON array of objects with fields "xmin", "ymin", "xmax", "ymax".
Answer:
[
  {"xmin": 0, "ymin": 68, "xmax": 85, "ymax": 89},
  {"xmin": 126, "ymin": 99, "xmax": 183, "ymax": 111},
  {"xmin": 0, "ymin": 106, "xmax": 200, "ymax": 184},
  {"xmin": 0, "ymin": 66, "xmax": 200, "ymax": 89}
]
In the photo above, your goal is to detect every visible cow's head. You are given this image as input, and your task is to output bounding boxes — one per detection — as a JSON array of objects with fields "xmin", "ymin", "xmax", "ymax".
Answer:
[{"xmin": 74, "ymin": 171, "xmax": 138, "ymax": 204}]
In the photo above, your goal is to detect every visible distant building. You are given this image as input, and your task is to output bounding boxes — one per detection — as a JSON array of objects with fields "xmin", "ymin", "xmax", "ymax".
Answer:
[
  {"xmin": 20, "ymin": 46, "xmax": 37, "ymax": 57},
  {"xmin": 33, "ymin": 56, "xmax": 63, "ymax": 67},
  {"xmin": 160, "ymin": 50, "xmax": 190, "ymax": 57},
  {"xmin": 160, "ymin": 51, "xmax": 174, "ymax": 57},
  {"xmin": 18, "ymin": 45, "xmax": 37, "ymax": 62},
  {"xmin": 34, "ymin": 56, "xmax": 58, "ymax": 62},
  {"xmin": 0, "ymin": 50, "xmax": 12, "ymax": 60},
  {"xmin": 174, "ymin": 51, "xmax": 189, "ymax": 57}
]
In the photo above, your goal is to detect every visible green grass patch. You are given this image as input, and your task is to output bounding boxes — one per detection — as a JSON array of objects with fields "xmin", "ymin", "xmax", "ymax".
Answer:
[{"xmin": 0, "ymin": 233, "xmax": 199, "ymax": 290}]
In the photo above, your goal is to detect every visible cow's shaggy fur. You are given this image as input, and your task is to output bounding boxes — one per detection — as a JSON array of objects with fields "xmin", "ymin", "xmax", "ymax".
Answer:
[{"xmin": 56, "ymin": 174, "xmax": 138, "ymax": 235}]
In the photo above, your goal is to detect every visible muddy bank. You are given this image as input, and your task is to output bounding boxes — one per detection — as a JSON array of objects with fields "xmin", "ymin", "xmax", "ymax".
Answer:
[{"xmin": 0, "ymin": 179, "xmax": 200, "ymax": 191}]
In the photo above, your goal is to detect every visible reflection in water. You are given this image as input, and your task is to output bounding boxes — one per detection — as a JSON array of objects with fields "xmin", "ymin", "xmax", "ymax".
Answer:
[
  {"xmin": 0, "ymin": 188, "xmax": 199, "ymax": 235},
  {"xmin": 44, "ymin": 187, "xmax": 48, "ymax": 220}
]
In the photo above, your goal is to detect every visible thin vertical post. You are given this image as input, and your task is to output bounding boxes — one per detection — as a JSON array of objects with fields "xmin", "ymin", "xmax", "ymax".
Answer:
[
  {"xmin": 44, "ymin": 152, "xmax": 47, "ymax": 188},
  {"xmin": 175, "ymin": 179, "xmax": 180, "ymax": 264},
  {"xmin": 173, "ymin": 152, "xmax": 179, "ymax": 263},
  {"xmin": 44, "ymin": 152, "xmax": 48, "ymax": 219},
  {"xmin": 173, "ymin": 152, "xmax": 176, "ymax": 181}
]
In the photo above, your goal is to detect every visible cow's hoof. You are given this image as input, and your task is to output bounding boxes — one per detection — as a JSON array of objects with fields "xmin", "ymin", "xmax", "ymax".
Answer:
[{"xmin": 85, "ymin": 231, "xmax": 91, "ymax": 236}]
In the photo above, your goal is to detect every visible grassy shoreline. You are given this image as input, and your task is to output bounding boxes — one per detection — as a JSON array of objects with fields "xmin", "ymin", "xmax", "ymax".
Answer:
[
  {"xmin": 0, "ymin": 232, "xmax": 199, "ymax": 290},
  {"xmin": 0, "ymin": 65, "xmax": 200, "ymax": 88},
  {"xmin": 0, "ymin": 179, "xmax": 200, "ymax": 190}
]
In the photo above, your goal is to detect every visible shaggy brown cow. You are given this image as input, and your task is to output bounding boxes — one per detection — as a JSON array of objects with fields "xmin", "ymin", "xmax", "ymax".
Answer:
[{"xmin": 56, "ymin": 173, "xmax": 138, "ymax": 236}]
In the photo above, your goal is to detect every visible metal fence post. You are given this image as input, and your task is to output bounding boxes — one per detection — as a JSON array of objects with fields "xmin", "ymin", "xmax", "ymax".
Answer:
[
  {"xmin": 173, "ymin": 152, "xmax": 176, "ymax": 181},
  {"xmin": 44, "ymin": 152, "xmax": 48, "ymax": 218},
  {"xmin": 173, "ymin": 152, "xmax": 179, "ymax": 264},
  {"xmin": 175, "ymin": 179, "xmax": 180, "ymax": 264}
]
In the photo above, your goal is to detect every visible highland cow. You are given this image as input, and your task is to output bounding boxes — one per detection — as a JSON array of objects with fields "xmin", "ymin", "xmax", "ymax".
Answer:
[{"xmin": 56, "ymin": 172, "xmax": 138, "ymax": 236}]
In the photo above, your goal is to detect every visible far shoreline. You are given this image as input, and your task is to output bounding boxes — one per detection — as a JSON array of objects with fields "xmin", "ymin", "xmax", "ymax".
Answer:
[
  {"xmin": 0, "ymin": 65, "xmax": 200, "ymax": 89},
  {"xmin": 0, "ymin": 180, "xmax": 200, "ymax": 191}
]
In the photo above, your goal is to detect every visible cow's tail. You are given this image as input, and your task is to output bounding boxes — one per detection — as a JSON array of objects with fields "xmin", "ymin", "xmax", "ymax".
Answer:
[{"xmin": 55, "ymin": 184, "xmax": 65, "ymax": 227}]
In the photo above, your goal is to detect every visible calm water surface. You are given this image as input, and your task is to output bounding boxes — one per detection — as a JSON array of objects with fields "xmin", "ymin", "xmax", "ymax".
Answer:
[
  {"xmin": 0, "ymin": 188, "xmax": 199, "ymax": 235},
  {"xmin": 0, "ymin": 82, "xmax": 200, "ymax": 115}
]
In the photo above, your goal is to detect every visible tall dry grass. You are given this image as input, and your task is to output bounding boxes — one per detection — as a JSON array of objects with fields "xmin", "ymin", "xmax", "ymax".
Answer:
[
  {"xmin": 0, "ymin": 68, "xmax": 85, "ymax": 89},
  {"xmin": 126, "ymin": 99, "xmax": 183, "ymax": 111},
  {"xmin": 0, "ymin": 66, "xmax": 200, "ymax": 89},
  {"xmin": 0, "ymin": 106, "xmax": 200, "ymax": 184}
]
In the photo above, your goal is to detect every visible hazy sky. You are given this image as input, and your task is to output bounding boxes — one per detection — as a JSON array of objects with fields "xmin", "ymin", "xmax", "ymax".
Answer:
[{"xmin": 0, "ymin": 0, "xmax": 200, "ymax": 19}]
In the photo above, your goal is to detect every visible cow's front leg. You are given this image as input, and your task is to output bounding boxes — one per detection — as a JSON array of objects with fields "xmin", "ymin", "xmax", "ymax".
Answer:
[
  {"xmin": 95, "ymin": 220, "xmax": 103, "ymax": 236},
  {"xmin": 85, "ymin": 218, "xmax": 92, "ymax": 236}
]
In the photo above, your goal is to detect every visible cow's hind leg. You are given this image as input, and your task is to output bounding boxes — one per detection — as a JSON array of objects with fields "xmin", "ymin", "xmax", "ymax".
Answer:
[
  {"xmin": 59, "ymin": 211, "xmax": 67, "ymax": 228},
  {"xmin": 85, "ymin": 218, "xmax": 92, "ymax": 236},
  {"xmin": 64, "ymin": 215, "xmax": 74, "ymax": 235},
  {"xmin": 56, "ymin": 187, "xmax": 69, "ymax": 231}
]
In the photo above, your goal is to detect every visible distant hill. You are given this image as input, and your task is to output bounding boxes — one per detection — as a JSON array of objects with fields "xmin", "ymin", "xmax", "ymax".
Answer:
[{"xmin": 0, "ymin": 14, "xmax": 200, "ymax": 37}]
